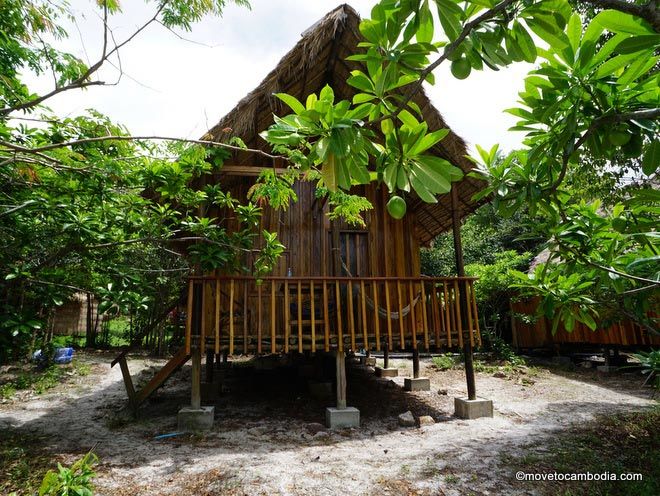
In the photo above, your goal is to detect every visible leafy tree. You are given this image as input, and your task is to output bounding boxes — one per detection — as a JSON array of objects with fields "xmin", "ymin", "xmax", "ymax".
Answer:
[
  {"xmin": 0, "ymin": 0, "xmax": 291, "ymax": 360},
  {"xmin": 421, "ymin": 203, "xmax": 542, "ymax": 276},
  {"xmin": 2, "ymin": 0, "xmax": 659, "ymax": 363},
  {"xmin": 422, "ymin": 204, "xmax": 540, "ymax": 344},
  {"xmin": 260, "ymin": 0, "xmax": 659, "ymax": 335}
]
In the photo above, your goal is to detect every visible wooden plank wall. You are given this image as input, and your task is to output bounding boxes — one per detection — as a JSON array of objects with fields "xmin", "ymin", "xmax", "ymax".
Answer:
[
  {"xmin": 511, "ymin": 298, "xmax": 660, "ymax": 348},
  {"xmin": 194, "ymin": 175, "xmax": 459, "ymax": 353},
  {"xmin": 210, "ymin": 179, "xmax": 422, "ymax": 278}
]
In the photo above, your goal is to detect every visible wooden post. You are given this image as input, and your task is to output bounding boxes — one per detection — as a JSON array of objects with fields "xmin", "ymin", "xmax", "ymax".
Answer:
[
  {"xmin": 451, "ymin": 188, "xmax": 477, "ymax": 400},
  {"xmin": 412, "ymin": 348, "xmax": 420, "ymax": 379},
  {"xmin": 383, "ymin": 341, "xmax": 390, "ymax": 369},
  {"xmin": 117, "ymin": 356, "xmax": 136, "ymax": 407},
  {"xmin": 191, "ymin": 347, "xmax": 201, "ymax": 410},
  {"xmin": 205, "ymin": 348, "xmax": 214, "ymax": 383},
  {"xmin": 331, "ymin": 220, "xmax": 342, "ymax": 276},
  {"xmin": 191, "ymin": 281, "xmax": 204, "ymax": 410},
  {"xmin": 336, "ymin": 351, "xmax": 347, "ymax": 409}
]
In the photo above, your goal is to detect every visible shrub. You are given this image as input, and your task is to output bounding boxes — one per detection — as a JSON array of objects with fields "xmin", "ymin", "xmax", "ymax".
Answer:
[
  {"xmin": 39, "ymin": 451, "xmax": 97, "ymax": 496},
  {"xmin": 432, "ymin": 354, "xmax": 457, "ymax": 370},
  {"xmin": 631, "ymin": 349, "xmax": 660, "ymax": 393}
]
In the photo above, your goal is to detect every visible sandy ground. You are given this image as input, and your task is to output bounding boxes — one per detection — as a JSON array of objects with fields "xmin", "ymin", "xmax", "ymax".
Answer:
[{"xmin": 0, "ymin": 351, "xmax": 656, "ymax": 495}]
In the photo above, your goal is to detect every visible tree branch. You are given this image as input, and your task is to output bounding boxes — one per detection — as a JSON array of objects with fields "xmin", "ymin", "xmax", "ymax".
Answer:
[
  {"xmin": 548, "ymin": 107, "xmax": 660, "ymax": 192},
  {"xmin": 0, "ymin": 1, "xmax": 168, "ymax": 117},
  {"xmin": 578, "ymin": 0, "xmax": 660, "ymax": 32},
  {"xmin": 390, "ymin": 0, "xmax": 519, "ymax": 121},
  {"xmin": 0, "ymin": 135, "xmax": 284, "ymax": 160}
]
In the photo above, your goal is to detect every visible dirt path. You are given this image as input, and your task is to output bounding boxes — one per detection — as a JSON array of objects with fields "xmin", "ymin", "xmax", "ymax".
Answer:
[{"xmin": 0, "ymin": 352, "xmax": 655, "ymax": 495}]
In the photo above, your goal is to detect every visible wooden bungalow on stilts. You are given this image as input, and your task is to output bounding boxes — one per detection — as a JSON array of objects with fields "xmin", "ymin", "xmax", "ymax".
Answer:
[{"xmin": 115, "ymin": 4, "xmax": 493, "ymax": 428}]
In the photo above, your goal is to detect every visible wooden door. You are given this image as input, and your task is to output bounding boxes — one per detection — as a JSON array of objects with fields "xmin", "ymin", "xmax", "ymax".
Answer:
[{"xmin": 338, "ymin": 231, "xmax": 369, "ymax": 277}]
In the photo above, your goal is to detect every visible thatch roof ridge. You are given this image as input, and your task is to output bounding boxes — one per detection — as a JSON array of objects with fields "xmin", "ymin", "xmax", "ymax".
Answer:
[{"xmin": 203, "ymin": 4, "xmax": 355, "ymax": 143}]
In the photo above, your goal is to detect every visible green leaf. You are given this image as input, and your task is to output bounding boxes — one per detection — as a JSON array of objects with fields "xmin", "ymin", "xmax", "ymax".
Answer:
[
  {"xmin": 417, "ymin": 2, "xmax": 434, "ymax": 43},
  {"xmin": 436, "ymin": 0, "xmax": 462, "ymax": 41},
  {"xmin": 381, "ymin": 118, "xmax": 394, "ymax": 135},
  {"xmin": 566, "ymin": 13, "xmax": 581, "ymax": 54},
  {"xmin": 347, "ymin": 71, "xmax": 374, "ymax": 92},
  {"xmin": 513, "ymin": 22, "xmax": 537, "ymax": 63},
  {"xmin": 398, "ymin": 109, "xmax": 420, "ymax": 128},
  {"xmin": 315, "ymin": 136, "xmax": 330, "ymax": 162},
  {"xmin": 586, "ymin": 33, "xmax": 630, "ymax": 71},
  {"xmin": 319, "ymin": 85, "xmax": 335, "ymax": 104},
  {"xmin": 527, "ymin": 16, "xmax": 570, "ymax": 51},
  {"xmin": 321, "ymin": 154, "xmax": 337, "ymax": 192},
  {"xmin": 409, "ymin": 172, "xmax": 438, "ymax": 202},
  {"xmin": 353, "ymin": 93, "xmax": 376, "ymax": 104},
  {"xmin": 580, "ymin": 312, "xmax": 597, "ymax": 331},
  {"xmin": 346, "ymin": 102, "xmax": 373, "ymax": 120},
  {"xmin": 274, "ymin": 93, "xmax": 305, "ymax": 115},
  {"xmin": 593, "ymin": 9, "xmax": 655, "ymax": 35},
  {"xmin": 306, "ymin": 93, "xmax": 318, "ymax": 110},
  {"xmin": 409, "ymin": 129, "xmax": 449, "ymax": 155},
  {"xmin": 617, "ymin": 55, "xmax": 658, "ymax": 85},
  {"xmin": 642, "ymin": 141, "xmax": 660, "ymax": 176},
  {"xmin": 615, "ymin": 35, "xmax": 660, "ymax": 54},
  {"xmin": 593, "ymin": 52, "xmax": 637, "ymax": 79},
  {"xmin": 414, "ymin": 155, "xmax": 453, "ymax": 193}
]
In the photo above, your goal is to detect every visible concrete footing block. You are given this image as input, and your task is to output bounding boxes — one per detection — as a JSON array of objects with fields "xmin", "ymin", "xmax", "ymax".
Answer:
[
  {"xmin": 404, "ymin": 377, "xmax": 430, "ymax": 391},
  {"xmin": 326, "ymin": 407, "xmax": 360, "ymax": 428},
  {"xmin": 454, "ymin": 397, "xmax": 493, "ymax": 419},
  {"xmin": 375, "ymin": 367, "xmax": 398, "ymax": 378},
  {"xmin": 597, "ymin": 365, "xmax": 617, "ymax": 373},
  {"xmin": 177, "ymin": 406, "xmax": 215, "ymax": 431}
]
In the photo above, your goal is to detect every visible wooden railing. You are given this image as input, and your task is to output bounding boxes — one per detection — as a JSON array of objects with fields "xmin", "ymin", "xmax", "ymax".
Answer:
[{"xmin": 185, "ymin": 276, "xmax": 481, "ymax": 355}]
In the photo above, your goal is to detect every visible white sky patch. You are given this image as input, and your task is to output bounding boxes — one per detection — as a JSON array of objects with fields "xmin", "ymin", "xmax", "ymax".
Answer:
[{"xmin": 28, "ymin": 0, "xmax": 532, "ymax": 153}]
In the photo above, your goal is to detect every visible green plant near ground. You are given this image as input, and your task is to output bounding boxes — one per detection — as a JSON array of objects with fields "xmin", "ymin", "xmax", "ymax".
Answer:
[
  {"xmin": 74, "ymin": 362, "xmax": 92, "ymax": 377},
  {"xmin": 0, "ymin": 360, "xmax": 91, "ymax": 400},
  {"xmin": 39, "ymin": 451, "xmax": 98, "ymax": 496},
  {"xmin": 102, "ymin": 318, "xmax": 131, "ymax": 348},
  {"xmin": 50, "ymin": 336, "xmax": 86, "ymax": 350},
  {"xmin": 0, "ymin": 431, "xmax": 53, "ymax": 495},
  {"xmin": 473, "ymin": 360, "xmax": 499, "ymax": 374},
  {"xmin": 630, "ymin": 349, "xmax": 660, "ymax": 393},
  {"xmin": 480, "ymin": 328, "xmax": 526, "ymax": 366},
  {"xmin": 432, "ymin": 353, "xmax": 458, "ymax": 370},
  {"xmin": 0, "ymin": 366, "xmax": 65, "ymax": 399}
]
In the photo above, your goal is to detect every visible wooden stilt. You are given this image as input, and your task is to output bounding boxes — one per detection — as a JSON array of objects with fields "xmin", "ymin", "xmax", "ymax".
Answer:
[
  {"xmin": 336, "ymin": 351, "xmax": 347, "ymax": 409},
  {"xmin": 412, "ymin": 348, "xmax": 420, "ymax": 379},
  {"xmin": 383, "ymin": 341, "xmax": 390, "ymax": 369},
  {"xmin": 117, "ymin": 355, "xmax": 136, "ymax": 408},
  {"xmin": 452, "ymin": 188, "xmax": 477, "ymax": 400},
  {"xmin": 205, "ymin": 348, "xmax": 214, "ymax": 383},
  {"xmin": 191, "ymin": 346, "xmax": 201, "ymax": 410},
  {"xmin": 191, "ymin": 281, "xmax": 203, "ymax": 409}
]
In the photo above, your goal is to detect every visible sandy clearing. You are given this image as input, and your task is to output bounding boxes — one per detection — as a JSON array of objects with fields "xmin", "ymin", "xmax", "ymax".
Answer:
[{"xmin": 0, "ymin": 352, "xmax": 655, "ymax": 495}]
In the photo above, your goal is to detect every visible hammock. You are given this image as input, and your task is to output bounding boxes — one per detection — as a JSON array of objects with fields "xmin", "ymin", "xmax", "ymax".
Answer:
[{"xmin": 340, "ymin": 258, "xmax": 422, "ymax": 320}]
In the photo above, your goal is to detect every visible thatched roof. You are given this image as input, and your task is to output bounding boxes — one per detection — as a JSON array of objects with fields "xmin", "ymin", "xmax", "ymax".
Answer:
[{"xmin": 203, "ymin": 4, "xmax": 485, "ymax": 244}]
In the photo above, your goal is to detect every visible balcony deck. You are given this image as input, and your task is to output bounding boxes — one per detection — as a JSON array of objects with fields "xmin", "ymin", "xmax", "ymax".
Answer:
[{"xmin": 185, "ymin": 276, "xmax": 481, "ymax": 355}]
